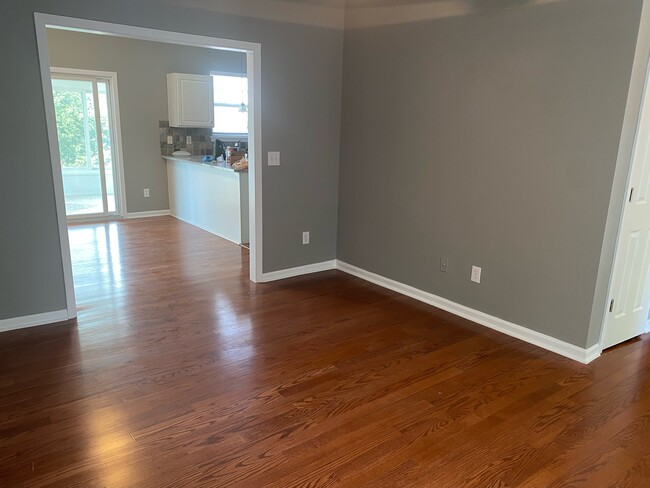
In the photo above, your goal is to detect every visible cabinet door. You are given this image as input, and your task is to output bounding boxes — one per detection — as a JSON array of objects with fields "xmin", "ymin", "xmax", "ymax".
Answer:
[{"xmin": 168, "ymin": 74, "xmax": 214, "ymax": 128}]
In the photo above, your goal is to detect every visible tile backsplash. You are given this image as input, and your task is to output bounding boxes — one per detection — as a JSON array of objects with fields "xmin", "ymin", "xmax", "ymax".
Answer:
[{"xmin": 159, "ymin": 121, "xmax": 212, "ymax": 156}]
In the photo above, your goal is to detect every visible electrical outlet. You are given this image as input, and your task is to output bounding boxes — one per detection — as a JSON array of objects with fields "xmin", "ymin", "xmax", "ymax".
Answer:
[
  {"xmin": 268, "ymin": 151, "xmax": 280, "ymax": 166},
  {"xmin": 471, "ymin": 266, "xmax": 481, "ymax": 284},
  {"xmin": 166, "ymin": 136, "xmax": 173, "ymax": 145},
  {"xmin": 144, "ymin": 188, "xmax": 150, "ymax": 198},
  {"xmin": 440, "ymin": 257, "xmax": 448, "ymax": 273},
  {"xmin": 186, "ymin": 136, "xmax": 192, "ymax": 144},
  {"xmin": 302, "ymin": 231, "xmax": 310, "ymax": 245}
]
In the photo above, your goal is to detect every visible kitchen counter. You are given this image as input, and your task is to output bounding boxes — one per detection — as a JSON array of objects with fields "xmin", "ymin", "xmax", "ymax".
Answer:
[
  {"xmin": 162, "ymin": 155, "xmax": 247, "ymax": 173},
  {"xmin": 164, "ymin": 155, "xmax": 249, "ymax": 244}
]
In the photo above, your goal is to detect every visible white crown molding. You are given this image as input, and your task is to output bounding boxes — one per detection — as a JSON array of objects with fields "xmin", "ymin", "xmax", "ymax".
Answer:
[
  {"xmin": 336, "ymin": 260, "xmax": 601, "ymax": 364},
  {"xmin": 345, "ymin": 0, "xmax": 570, "ymax": 30},
  {"xmin": 345, "ymin": 0, "xmax": 470, "ymax": 29},
  {"xmin": 162, "ymin": 0, "xmax": 345, "ymax": 29}
]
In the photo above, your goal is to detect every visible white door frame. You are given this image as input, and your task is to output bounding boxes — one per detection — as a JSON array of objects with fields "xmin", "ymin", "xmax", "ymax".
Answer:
[
  {"xmin": 597, "ymin": 0, "xmax": 650, "ymax": 351},
  {"xmin": 50, "ymin": 67, "xmax": 128, "ymax": 221},
  {"xmin": 34, "ymin": 13, "xmax": 264, "ymax": 320}
]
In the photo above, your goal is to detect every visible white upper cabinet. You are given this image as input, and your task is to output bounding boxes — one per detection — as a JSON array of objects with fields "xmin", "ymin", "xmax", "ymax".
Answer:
[{"xmin": 167, "ymin": 73, "xmax": 214, "ymax": 128}]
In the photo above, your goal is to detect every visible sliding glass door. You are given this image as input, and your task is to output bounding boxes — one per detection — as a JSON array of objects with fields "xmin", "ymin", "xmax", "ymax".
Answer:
[{"xmin": 51, "ymin": 71, "xmax": 122, "ymax": 219}]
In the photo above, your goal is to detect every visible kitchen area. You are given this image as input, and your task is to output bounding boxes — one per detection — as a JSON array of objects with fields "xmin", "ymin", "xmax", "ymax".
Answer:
[
  {"xmin": 47, "ymin": 27, "xmax": 250, "ymax": 247},
  {"xmin": 162, "ymin": 73, "xmax": 249, "ymax": 246}
]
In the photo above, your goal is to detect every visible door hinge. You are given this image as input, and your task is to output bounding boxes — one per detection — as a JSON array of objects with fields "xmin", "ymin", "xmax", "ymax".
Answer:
[
  {"xmin": 609, "ymin": 299, "xmax": 615, "ymax": 312},
  {"xmin": 629, "ymin": 187, "xmax": 635, "ymax": 202}
]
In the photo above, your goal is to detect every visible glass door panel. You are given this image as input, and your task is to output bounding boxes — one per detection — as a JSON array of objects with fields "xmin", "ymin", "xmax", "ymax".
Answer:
[
  {"xmin": 52, "ymin": 78, "xmax": 104, "ymax": 216},
  {"xmin": 51, "ymin": 74, "xmax": 121, "ymax": 219},
  {"xmin": 97, "ymin": 81, "xmax": 116, "ymax": 213}
]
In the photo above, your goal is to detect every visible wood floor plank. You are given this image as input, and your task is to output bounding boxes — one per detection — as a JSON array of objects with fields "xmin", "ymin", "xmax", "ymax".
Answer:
[{"xmin": 0, "ymin": 217, "xmax": 648, "ymax": 487}]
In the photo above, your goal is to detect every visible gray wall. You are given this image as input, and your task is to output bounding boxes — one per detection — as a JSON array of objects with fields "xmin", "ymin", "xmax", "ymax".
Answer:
[
  {"xmin": 0, "ymin": 0, "xmax": 343, "ymax": 320},
  {"xmin": 2, "ymin": 0, "xmax": 645, "ymax": 353},
  {"xmin": 338, "ymin": 0, "xmax": 643, "ymax": 347},
  {"xmin": 47, "ymin": 29, "xmax": 245, "ymax": 214}
]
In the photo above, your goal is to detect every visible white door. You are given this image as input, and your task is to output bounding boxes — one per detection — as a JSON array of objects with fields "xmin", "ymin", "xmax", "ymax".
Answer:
[{"xmin": 602, "ymin": 81, "xmax": 650, "ymax": 349}]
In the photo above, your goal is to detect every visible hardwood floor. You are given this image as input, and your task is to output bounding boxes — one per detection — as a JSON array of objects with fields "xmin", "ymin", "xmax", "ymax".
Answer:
[{"xmin": 1, "ymin": 216, "xmax": 649, "ymax": 487}]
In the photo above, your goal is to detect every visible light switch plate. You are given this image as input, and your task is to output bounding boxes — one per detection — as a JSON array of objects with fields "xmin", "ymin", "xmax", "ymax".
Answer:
[{"xmin": 268, "ymin": 151, "xmax": 280, "ymax": 166}]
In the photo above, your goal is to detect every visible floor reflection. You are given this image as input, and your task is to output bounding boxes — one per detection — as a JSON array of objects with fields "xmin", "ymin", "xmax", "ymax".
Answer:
[
  {"xmin": 213, "ymin": 294, "xmax": 255, "ymax": 362},
  {"xmin": 1, "ymin": 217, "xmax": 254, "ymax": 485}
]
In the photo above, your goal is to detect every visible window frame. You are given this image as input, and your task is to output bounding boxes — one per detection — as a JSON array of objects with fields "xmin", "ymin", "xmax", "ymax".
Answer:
[{"xmin": 211, "ymin": 71, "xmax": 249, "ymax": 140}]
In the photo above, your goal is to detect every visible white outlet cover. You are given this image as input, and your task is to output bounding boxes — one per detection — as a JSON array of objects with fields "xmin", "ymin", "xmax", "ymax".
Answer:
[
  {"xmin": 268, "ymin": 151, "xmax": 280, "ymax": 166},
  {"xmin": 302, "ymin": 231, "xmax": 310, "ymax": 244},
  {"xmin": 471, "ymin": 266, "xmax": 481, "ymax": 283}
]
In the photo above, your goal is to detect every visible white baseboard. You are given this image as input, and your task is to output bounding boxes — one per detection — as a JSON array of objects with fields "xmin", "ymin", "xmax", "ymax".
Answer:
[
  {"xmin": 0, "ymin": 309, "xmax": 70, "ymax": 334},
  {"xmin": 124, "ymin": 210, "xmax": 170, "ymax": 219},
  {"xmin": 260, "ymin": 260, "xmax": 337, "ymax": 283},
  {"xmin": 169, "ymin": 212, "xmax": 243, "ymax": 246},
  {"xmin": 336, "ymin": 260, "xmax": 601, "ymax": 364},
  {"xmin": 584, "ymin": 344, "xmax": 602, "ymax": 363}
]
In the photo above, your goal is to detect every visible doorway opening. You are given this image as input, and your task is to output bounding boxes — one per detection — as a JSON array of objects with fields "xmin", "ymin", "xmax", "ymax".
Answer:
[
  {"xmin": 35, "ymin": 14, "xmax": 263, "ymax": 321},
  {"xmin": 51, "ymin": 69, "xmax": 125, "ymax": 220}
]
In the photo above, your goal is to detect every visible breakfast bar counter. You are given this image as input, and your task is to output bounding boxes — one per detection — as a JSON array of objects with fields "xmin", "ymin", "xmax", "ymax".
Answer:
[{"xmin": 164, "ymin": 156, "xmax": 249, "ymax": 245}]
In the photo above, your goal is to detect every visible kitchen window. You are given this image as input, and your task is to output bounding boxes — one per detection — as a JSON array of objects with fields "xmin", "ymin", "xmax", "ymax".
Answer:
[{"xmin": 212, "ymin": 73, "xmax": 248, "ymax": 137}]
